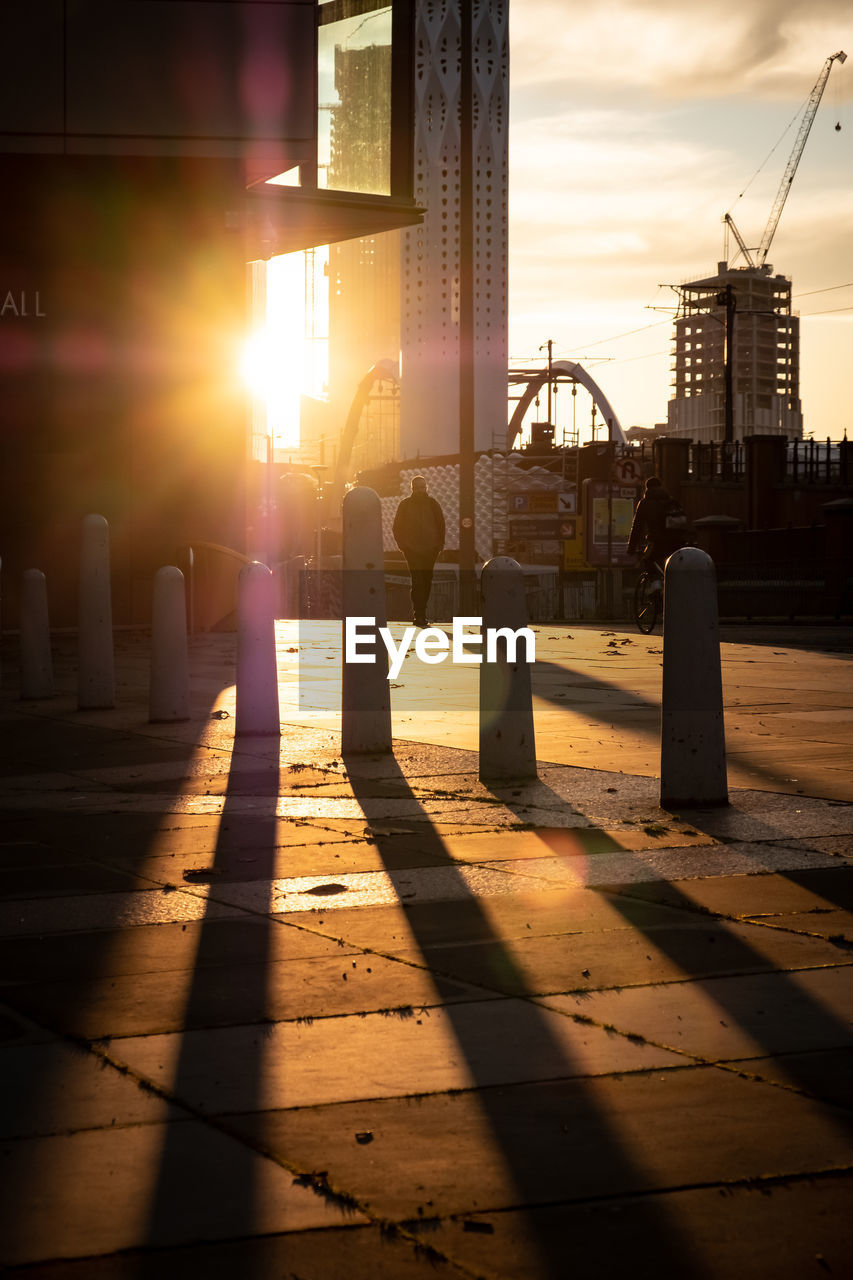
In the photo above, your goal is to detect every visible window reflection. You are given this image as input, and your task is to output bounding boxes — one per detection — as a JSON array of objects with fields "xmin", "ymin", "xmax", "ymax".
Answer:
[{"xmin": 319, "ymin": 2, "xmax": 393, "ymax": 196}]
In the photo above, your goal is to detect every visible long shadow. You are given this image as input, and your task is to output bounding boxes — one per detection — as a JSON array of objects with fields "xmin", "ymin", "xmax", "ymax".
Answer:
[
  {"xmin": 141, "ymin": 733, "xmax": 282, "ymax": 1265},
  {"xmin": 486, "ymin": 776, "xmax": 853, "ymax": 1126},
  {"xmin": 343, "ymin": 750, "xmax": 713, "ymax": 1278},
  {"xmin": 717, "ymin": 623, "xmax": 853, "ymax": 655},
  {"xmin": 532, "ymin": 656, "xmax": 847, "ymax": 799},
  {"xmin": 0, "ymin": 671, "xmax": 231, "ymax": 1263},
  {"xmin": 534, "ymin": 646, "xmax": 853, "ymax": 910}
]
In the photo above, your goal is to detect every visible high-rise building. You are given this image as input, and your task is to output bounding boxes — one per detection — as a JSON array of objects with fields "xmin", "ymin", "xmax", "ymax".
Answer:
[
  {"xmin": 325, "ymin": 0, "xmax": 509, "ymax": 470},
  {"xmin": 666, "ymin": 264, "xmax": 803, "ymax": 442},
  {"xmin": 400, "ymin": 0, "xmax": 509, "ymax": 457}
]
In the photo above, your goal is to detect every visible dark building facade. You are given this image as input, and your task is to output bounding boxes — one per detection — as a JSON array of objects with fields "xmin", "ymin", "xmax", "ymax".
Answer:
[{"xmin": 0, "ymin": 1, "xmax": 419, "ymax": 626}]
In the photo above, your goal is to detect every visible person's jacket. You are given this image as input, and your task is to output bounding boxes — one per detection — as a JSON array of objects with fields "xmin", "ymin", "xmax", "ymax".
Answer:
[
  {"xmin": 627, "ymin": 486, "xmax": 683, "ymax": 560},
  {"xmin": 393, "ymin": 492, "xmax": 446, "ymax": 557}
]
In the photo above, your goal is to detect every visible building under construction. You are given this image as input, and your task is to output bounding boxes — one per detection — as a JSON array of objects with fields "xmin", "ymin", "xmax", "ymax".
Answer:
[
  {"xmin": 665, "ymin": 49, "xmax": 845, "ymax": 446},
  {"xmin": 666, "ymin": 263, "xmax": 802, "ymax": 443}
]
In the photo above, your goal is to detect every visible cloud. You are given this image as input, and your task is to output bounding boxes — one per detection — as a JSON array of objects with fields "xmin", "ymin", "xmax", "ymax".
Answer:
[
  {"xmin": 510, "ymin": 0, "xmax": 850, "ymax": 99},
  {"xmin": 509, "ymin": 108, "xmax": 734, "ymax": 279},
  {"xmin": 507, "ymin": 1, "xmax": 852, "ymax": 431}
]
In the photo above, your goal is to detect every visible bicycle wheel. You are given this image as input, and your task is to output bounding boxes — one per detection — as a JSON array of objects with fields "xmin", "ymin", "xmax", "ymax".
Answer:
[{"xmin": 634, "ymin": 571, "xmax": 660, "ymax": 634}]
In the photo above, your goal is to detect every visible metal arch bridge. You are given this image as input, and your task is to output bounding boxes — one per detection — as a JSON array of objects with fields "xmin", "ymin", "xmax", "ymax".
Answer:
[
  {"xmin": 332, "ymin": 357, "xmax": 627, "ymax": 493},
  {"xmin": 507, "ymin": 360, "xmax": 626, "ymax": 451},
  {"xmin": 332, "ymin": 359, "xmax": 400, "ymax": 496}
]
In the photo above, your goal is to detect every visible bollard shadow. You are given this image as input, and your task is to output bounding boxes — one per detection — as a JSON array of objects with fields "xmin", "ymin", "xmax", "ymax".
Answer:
[
  {"xmin": 531, "ymin": 656, "xmax": 845, "ymax": 800},
  {"xmin": 716, "ymin": 623, "xmax": 853, "ymax": 655},
  {"xmin": 483, "ymin": 775, "xmax": 853, "ymax": 1130},
  {"xmin": 342, "ymin": 749, "xmax": 713, "ymax": 1277},
  {"xmin": 0, "ymin": 640, "xmax": 238, "ymax": 1267},
  {"xmin": 140, "ymin": 731, "xmax": 283, "ymax": 1266}
]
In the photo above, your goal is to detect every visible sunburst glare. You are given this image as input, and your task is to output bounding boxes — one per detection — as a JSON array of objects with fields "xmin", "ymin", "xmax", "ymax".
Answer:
[{"xmin": 241, "ymin": 248, "xmax": 329, "ymax": 454}]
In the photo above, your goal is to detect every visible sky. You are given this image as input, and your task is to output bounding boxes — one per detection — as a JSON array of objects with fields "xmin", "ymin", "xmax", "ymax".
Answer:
[{"xmin": 507, "ymin": 0, "xmax": 853, "ymax": 439}]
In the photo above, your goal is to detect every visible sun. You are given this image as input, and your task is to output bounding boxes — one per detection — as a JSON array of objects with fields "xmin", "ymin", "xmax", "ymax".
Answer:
[{"xmin": 240, "ymin": 249, "xmax": 329, "ymax": 454}]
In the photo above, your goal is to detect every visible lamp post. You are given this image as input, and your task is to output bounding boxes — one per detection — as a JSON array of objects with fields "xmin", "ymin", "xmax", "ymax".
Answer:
[
  {"xmin": 716, "ymin": 284, "xmax": 736, "ymax": 447},
  {"xmin": 458, "ymin": 1, "xmax": 476, "ymax": 613}
]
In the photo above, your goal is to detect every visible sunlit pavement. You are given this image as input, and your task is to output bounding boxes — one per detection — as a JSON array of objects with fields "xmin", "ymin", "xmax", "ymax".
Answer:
[{"xmin": 1, "ymin": 623, "xmax": 852, "ymax": 1277}]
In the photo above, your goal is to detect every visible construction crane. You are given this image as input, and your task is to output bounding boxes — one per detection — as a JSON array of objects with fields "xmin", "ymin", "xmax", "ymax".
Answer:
[{"xmin": 725, "ymin": 49, "xmax": 846, "ymax": 269}]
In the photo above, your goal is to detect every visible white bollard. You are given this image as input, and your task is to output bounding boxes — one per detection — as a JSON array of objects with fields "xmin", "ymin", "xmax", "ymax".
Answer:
[
  {"xmin": 479, "ymin": 556, "xmax": 537, "ymax": 781},
  {"xmin": 661, "ymin": 547, "xmax": 728, "ymax": 807},
  {"xmin": 235, "ymin": 561, "xmax": 280, "ymax": 737},
  {"xmin": 341, "ymin": 486, "xmax": 391, "ymax": 754},
  {"xmin": 20, "ymin": 569, "xmax": 54, "ymax": 700},
  {"xmin": 149, "ymin": 567, "xmax": 190, "ymax": 723},
  {"xmin": 78, "ymin": 513, "xmax": 115, "ymax": 709}
]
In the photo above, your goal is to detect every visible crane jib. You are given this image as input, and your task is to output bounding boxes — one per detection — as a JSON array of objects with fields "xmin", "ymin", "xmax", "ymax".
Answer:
[{"xmin": 725, "ymin": 50, "xmax": 846, "ymax": 270}]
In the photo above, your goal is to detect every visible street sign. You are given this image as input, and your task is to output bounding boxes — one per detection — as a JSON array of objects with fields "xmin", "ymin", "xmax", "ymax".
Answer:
[
  {"xmin": 510, "ymin": 489, "xmax": 577, "ymax": 514},
  {"xmin": 510, "ymin": 492, "xmax": 559, "ymax": 513},
  {"xmin": 612, "ymin": 456, "xmax": 643, "ymax": 485},
  {"xmin": 508, "ymin": 516, "xmax": 562, "ymax": 540},
  {"xmin": 582, "ymin": 479, "xmax": 638, "ymax": 567}
]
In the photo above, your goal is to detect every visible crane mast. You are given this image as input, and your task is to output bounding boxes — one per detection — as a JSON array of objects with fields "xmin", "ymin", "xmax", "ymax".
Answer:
[{"xmin": 726, "ymin": 50, "xmax": 846, "ymax": 269}]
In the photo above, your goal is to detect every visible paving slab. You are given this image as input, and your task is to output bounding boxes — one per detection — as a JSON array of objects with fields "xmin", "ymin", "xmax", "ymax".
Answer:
[
  {"xmin": 0, "ymin": 863, "xmax": 156, "ymax": 900},
  {"xmin": 0, "ymin": 1004, "xmax": 53, "ymax": 1047},
  {"xmin": 275, "ymin": 883, "xmax": 695, "ymax": 953},
  {"xmin": 546, "ymin": 966, "xmax": 853, "ymax": 1064},
  {"xmin": 363, "ymin": 918, "xmax": 852, "ymax": 998},
  {"xmin": 419, "ymin": 1174, "xmax": 853, "ymax": 1280},
  {"xmin": 606, "ymin": 866, "xmax": 853, "ymax": 917},
  {"xmin": 226, "ymin": 1066, "xmax": 853, "ymax": 1222},
  {"xmin": 210, "ymin": 862, "xmax": 568, "ymax": 914},
  {"xmin": 0, "ymin": 887, "xmax": 247, "ymax": 938},
  {"xmin": 733, "ymin": 1046, "xmax": 853, "ymax": 1110},
  {"xmin": 486, "ymin": 841, "xmax": 842, "ymax": 887},
  {"xmin": 0, "ymin": 916, "xmax": 348, "ymax": 985},
  {"xmin": 759, "ymin": 908, "xmax": 853, "ymax": 941},
  {"xmin": 2, "ymin": 811, "xmax": 358, "ymax": 860},
  {"xmin": 76, "ymin": 842, "xmax": 412, "ymax": 888},
  {"xmin": 4, "ymin": 948, "xmax": 485, "ymax": 1040},
  {"xmin": 0, "ymin": 1119, "xmax": 365, "ymax": 1266},
  {"xmin": 0, "ymin": 841, "xmax": 90, "ymax": 869},
  {"xmin": 0, "ymin": 1225, "xmax": 461, "ymax": 1280},
  {"xmin": 109, "ymin": 999, "xmax": 683, "ymax": 1114},
  {"xmin": 0, "ymin": 1040, "xmax": 179, "ymax": 1138}
]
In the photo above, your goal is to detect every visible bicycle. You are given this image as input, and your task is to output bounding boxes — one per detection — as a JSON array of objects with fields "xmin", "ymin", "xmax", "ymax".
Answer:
[{"xmin": 633, "ymin": 560, "xmax": 664, "ymax": 633}]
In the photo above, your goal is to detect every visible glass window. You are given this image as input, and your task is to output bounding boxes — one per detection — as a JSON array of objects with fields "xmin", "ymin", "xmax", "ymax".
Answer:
[{"xmin": 318, "ymin": 1, "xmax": 393, "ymax": 196}]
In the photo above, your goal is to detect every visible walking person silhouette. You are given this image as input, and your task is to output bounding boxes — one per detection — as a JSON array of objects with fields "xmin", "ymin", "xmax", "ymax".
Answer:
[{"xmin": 392, "ymin": 476, "xmax": 446, "ymax": 628}]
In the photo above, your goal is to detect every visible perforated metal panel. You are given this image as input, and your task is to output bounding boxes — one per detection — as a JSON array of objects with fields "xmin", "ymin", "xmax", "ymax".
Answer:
[
  {"xmin": 399, "ymin": 0, "xmax": 509, "ymax": 458},
  {"xmin": 381, "ymin": 453, "xmax": 562, "ymax": 560}
]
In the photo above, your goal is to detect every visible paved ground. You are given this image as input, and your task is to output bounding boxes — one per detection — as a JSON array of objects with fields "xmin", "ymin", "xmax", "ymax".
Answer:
[{"xmin": 1, "ymin": 622, "xmax": 852, "ymax": 1277}]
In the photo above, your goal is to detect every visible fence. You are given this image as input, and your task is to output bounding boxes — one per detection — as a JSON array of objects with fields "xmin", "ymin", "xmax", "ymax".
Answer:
[{"xmin": 788, "ymin": 439, "xmax": 850, "ymax": 486}]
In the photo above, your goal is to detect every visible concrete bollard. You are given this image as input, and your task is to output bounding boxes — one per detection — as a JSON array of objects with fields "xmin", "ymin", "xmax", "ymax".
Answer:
[
  {"xmin": 479, "ymin": 556, "xmax": 537, "ymax": 781},
  {"xmin": 149, "ymin": 567, "xmax": 190, "ymax": 723},
  {"xmin": 20, "ymin": 569, "xmax": 54, "ymax": 700},
  {"xmin": 661, "ymin": 547, "xmax": 728, "ymax": 807},
  {"xmin": 341, "ymin": 486, "xmax": 391, "ymax": 754},
  {"xmin": 235, "ymin": 561, "xmax": 280, "ymax": 737},
  {"xmin": 78, "ymin": 513, "xmax": 115, "ymax": 709}
]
